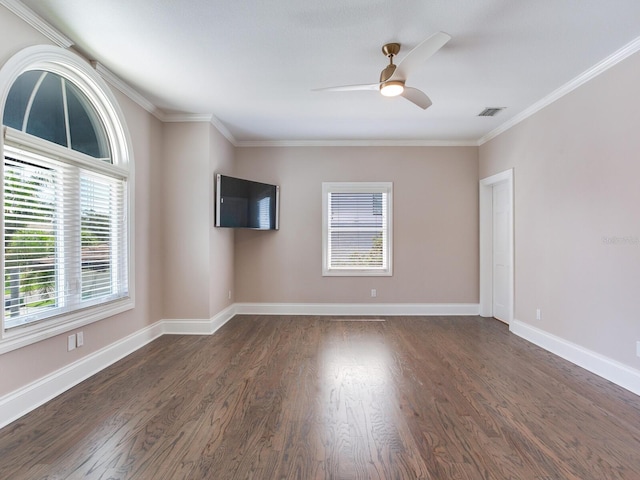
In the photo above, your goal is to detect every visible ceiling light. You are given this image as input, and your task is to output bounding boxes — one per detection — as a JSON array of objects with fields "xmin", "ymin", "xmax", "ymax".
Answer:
[{"xmin": 380, "ymin": 81, "xmax": 404, "ymax": 97}]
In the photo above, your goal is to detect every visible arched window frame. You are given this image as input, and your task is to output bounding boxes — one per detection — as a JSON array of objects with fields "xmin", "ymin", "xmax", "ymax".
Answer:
[{"xmin": 0, "ymin": 45, "xmax": 135, "ymax": 354}]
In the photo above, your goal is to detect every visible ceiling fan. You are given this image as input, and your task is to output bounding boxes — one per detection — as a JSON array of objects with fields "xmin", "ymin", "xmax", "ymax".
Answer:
[{"xmin": 314, "ymin": 32, "xmax": 451, "ymax": 109}]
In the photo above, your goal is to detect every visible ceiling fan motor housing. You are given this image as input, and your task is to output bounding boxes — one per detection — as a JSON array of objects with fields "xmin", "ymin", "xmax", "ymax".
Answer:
[
  {"xmin": 380, "ymin": 43, "xmax": 401, "ymax": 82},
  {"xmin": 382, "ymin": 43, "xmax": 401, "ymax": 57}
]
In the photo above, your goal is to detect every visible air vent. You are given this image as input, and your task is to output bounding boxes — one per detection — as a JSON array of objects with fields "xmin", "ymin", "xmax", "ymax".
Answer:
[{"xmin": 478, "ymin": 107, "xmax": 505, "ymax": 117}]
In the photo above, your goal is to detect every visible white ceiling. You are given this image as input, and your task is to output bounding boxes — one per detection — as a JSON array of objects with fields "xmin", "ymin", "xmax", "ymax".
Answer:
[{"xmin": 17, "ymin": 0, "xmax": 640, "ymax": 145}]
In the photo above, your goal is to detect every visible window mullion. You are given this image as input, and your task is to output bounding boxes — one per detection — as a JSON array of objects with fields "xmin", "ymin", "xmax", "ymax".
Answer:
[
  {"xmin": 21, "ymin": 72, "xmax": 47, "ymax": 132},
  {"xmin": 61, "ymin": 166, "xmax": 81, "ymax": 308},
  {"xmin": 61, "ymin": 78, "xmax": 72, "ymax": 151},
  {"xmin": 113, "ymin": 179, "xmax": 127, "ymax": 295}
]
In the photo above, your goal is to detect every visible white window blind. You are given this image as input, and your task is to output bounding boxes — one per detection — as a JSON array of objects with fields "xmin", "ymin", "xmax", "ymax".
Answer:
[
  {"xmin": 322, "ymin": 182, "xmax": 392, "ymax": 276},
  {"xmin": 3, "ymin": 148, "xmax": 128, "ymax": 330}
]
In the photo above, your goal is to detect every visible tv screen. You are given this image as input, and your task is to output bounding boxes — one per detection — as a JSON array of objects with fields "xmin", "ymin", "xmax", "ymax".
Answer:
[{"xmin": 215, "ymin": 174, "xmax": 279, "ymax": 230}]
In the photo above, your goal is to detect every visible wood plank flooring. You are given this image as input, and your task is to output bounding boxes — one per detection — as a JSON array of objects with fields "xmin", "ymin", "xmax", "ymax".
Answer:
[{"xmin": 1, "ymin": 315, "xmax": 639, "ymax": 479}]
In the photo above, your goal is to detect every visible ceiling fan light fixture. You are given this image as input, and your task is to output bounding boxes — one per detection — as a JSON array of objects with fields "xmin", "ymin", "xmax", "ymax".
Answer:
[{"xmin": 380, "ymin": 81, "xmax": 404, "ymax": 97}]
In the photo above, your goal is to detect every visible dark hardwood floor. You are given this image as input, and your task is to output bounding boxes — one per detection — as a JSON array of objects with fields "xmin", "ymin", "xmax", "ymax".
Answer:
[{"xmin": 1, "ymin": 315, "xmax": 639, "ymax": 479}]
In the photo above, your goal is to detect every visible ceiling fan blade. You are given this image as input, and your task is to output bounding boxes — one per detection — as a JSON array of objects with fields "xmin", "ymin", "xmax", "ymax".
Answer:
[
  {"xmin": 313, "ymin": 83, "xmax": 380, "ymax": 92},
  {"xmin": 401, "ymin": 87, "xmax": 432, "ymax": 109},
  {"xmin": 390, "ymin": 31, "xmax": 451, "ymax": 81}
]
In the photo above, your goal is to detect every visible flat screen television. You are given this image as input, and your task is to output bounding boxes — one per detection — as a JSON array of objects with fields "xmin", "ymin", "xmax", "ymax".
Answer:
[{"xmin": 215, "ymin": 174, "xmax": 279, "ymax": 230}]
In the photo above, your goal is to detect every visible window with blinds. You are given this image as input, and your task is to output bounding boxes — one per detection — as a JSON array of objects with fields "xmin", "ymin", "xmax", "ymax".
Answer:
[
  {"xmin": 322, "ymin": 182, "xmax": 393, "ymax": 276},
  {"xmin": 1, "ymin": 50, "xmax": 131, "ymax": 346},
  {"xmin": 3, "ymin": 147, "xmax": 128, "ymax": 330}
]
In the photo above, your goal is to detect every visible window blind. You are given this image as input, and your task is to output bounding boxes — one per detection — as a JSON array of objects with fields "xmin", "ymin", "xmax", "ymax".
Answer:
[
  {"xmin": 3, "ymin": 151, "xmax": 127, "ymax": 329},
  {"xmin": 328, "ymin": 192, "xmax": 387, "ymax": 269},
  {"xmin": 323, "ymin": 182, "xmax": 392, "ymax": 276}
]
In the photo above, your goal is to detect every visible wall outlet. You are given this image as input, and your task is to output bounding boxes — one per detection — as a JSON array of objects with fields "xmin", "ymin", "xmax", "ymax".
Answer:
[
  {"xmin": 371, "ymin": 289, "xmax": 377, "ymax": 298},
  {"xmin": 68, "ymin": 334, "xmax": 76, "ymax": 352},
  {"xmin": 636, "ymin": 341, "xmax": 640, "ymax": 358},
  {"xmin": 76, "ymin": 331, "xmax": 84, "ymax": 347},
  {"xmin": 536, "ymin": 308, "xmax": 541, "ymax": 321},
  {"xmin": 228, "ymin": 290, "xmax": 232, "ymax": 300}
]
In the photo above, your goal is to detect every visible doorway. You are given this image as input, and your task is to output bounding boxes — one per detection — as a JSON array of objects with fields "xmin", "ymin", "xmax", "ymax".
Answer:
[{"xmin": 479, "ymin": 169, "xmax": 514, "ymax": 324}]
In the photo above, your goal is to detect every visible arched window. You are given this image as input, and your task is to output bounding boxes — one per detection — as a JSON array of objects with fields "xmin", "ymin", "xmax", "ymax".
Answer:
[
  {"xmin": 4, "ymin": 70, "xmax": 110, "ymax": 159},
  {"xmin": 0, "ymin": 46, "xmax": 133, "ymax": 351}
]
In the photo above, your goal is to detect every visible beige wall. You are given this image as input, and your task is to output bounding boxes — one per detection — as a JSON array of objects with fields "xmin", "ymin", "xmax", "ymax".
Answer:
[
  {"xmin": 234, "ymin": 146, "xmax": 479, "ymax": 304},
  {"xmin": 0, "ymin": 6, "xmax": 50, "ymax": 65},
  {"xmin": 161, "ymin": 122, "xmax": 211, "ymax": 319},
  {"xmin": 479, "ymin": 51, "xmax": 640, "ymax": 368},
  {"xmin": 208, "ymin": 124, "xmax": 235, "ymax": 316},
  {"xmin": 162, "ymin": 122, "xmax": 236, "ymax": 319}
]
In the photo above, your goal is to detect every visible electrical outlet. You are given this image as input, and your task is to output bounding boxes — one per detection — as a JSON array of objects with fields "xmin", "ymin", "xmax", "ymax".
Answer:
[
  {"xmin": 228, "ymin": 290, "xmax": 232, "ymax": 300},
  {"xmin": 536, "ymin": 308, "xmax": 541, "ymax": 321},
  {"xmin": 68, "ymin": 334, "xmax": 76, "ymax": 351},
  {"xmin": 77, "ymin": 331, "xmax": 84, "ymax": 347},
  {"xmin": 636, "ymin": 341, "xmax": 640, "ymax": 358},
  {"xmin": 371, "ymin": 289, "xmax": 377, "ymax": 298}
]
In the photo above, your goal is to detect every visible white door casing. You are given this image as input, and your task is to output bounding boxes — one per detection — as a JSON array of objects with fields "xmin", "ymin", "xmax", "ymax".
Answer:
[{"xmin": 479, "ymin": 169, "xmax": 514, "ymax": 323}]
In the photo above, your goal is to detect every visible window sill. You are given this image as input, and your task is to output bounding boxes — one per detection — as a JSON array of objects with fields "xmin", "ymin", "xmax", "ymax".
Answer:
[
  {"xmin": 0, "ymin": 297, "xmax": 134, "ymax": 355},
  {"xmin": 323, "ymin": 269, "xmax": 393, "ymax": 277}
]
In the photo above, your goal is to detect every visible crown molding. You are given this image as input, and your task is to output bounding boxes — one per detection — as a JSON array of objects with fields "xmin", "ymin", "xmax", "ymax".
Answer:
[
  {"xmin": 209, "ymin": 115, "xmax": 237, "ymax": 145},
  {"xmin": 235, "ymin": 139, "xmax": 478, "ymax": 148},
  {"xmin": 92, "ymin": 61, "xmax": 167, "ymax": 120},
  {"xmin": 0, "ymin": 0, "xmax": 73, "ymax": 48},
  {"xmin": 8, "ymin": 0, "xmax": 637, "ymax": 150},
  {"xmin": 479, "ymin": 35, "xmax": 640, "ymax": 146},
  {"xmin": 87, "ymin": 69, "xmax": 237, "ymax": 146},
  {"xmin": 161, "ymin": 113, "xmax": 213, "ymax": 123},
  {"xmin": 159, "ymin": 113, "xmax": 237, "ymax": 145}
]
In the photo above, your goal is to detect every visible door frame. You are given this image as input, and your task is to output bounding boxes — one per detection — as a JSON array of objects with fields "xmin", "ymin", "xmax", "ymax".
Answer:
[{"xmin": 479, "ymin": 168, "xmax": 514, "ymax": 323}]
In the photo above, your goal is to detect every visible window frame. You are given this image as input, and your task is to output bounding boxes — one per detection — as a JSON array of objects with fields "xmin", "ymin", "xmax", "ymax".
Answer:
[
  {"xmin": 0, "ymin": 46, "xmax": 134, "ymax": 354},
  {"xmin": 322, "ymin": 181, "xmax": 393, "ymax": 277}
]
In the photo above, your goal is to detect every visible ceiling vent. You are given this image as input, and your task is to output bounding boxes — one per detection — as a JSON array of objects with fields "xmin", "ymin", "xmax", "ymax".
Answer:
[{"xmin": 478, "ymin": 107, "xmax": 505, "ymax": 117}]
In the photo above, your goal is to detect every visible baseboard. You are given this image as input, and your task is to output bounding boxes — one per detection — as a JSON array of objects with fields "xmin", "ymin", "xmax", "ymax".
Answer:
[
  {"xmin": 234, "ymin": 302, "xmax": 480, "ymax": 316},
  {"xmin": 0, "ymin": 321, "xmax": 164, "ymax": 430},
  {"xmin": 510, "ymin": 319, "xmax": 640, "ymax": 396},
  {"xmin": 0, "ymin": 306, "xmax": 239, "ymax": 429},
  {"xmin": 14, "ymin": 306, "xmax": 637, "ymax": 431},
  {"xmin": 161, "ymin": 304, "xmax": 236, "ymax": 335}
]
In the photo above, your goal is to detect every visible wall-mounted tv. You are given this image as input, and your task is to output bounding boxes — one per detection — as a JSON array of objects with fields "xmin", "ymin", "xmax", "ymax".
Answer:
[{"xmin": 215, "ymin": 174, "xmax": 280, "ymax": 230}]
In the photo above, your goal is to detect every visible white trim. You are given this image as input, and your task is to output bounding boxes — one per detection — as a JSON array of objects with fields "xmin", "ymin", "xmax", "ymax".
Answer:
[
  {"xmin": 162, "ymin": 304, "xmax": 236, "ymax": 335},
  {"xmin": 0, "ymin": 321, "xmax": 163, "ymax": 430},
  {"xmin": 322, "ymin": 181, "xmax": 393, "ymax": 277},
  {"xmin": 161, "ymin": 113, "xmax": 213, "ymax": 123},
  {"xmin": 510, "ymin": 319, "xmax": 640, "ymax": 396},
  {"xmin": 5, "ymin": 305, "xmax": 640, "ymax": 430},
  {"xmin": 479, "ymin": 169, "xmax": 514, "ymax": 322},
  {"xmin": 236, "ymin": 139, "xmax": 478, "ymax": 148},
  {"xmin": 208, "ymin": 115, "xmax": 237, "ymax": 145},
  {"xmin": 0, "ymin": 305, "xmax": 237, "ymax": 430},
  {"xmin": 3, "ymin": 0, "xmax": 640, "ymax": 149},
  {"xmin": 479, "ymin": 35, "xmax": 640, "ymax": 145},
  {"xmin": 234, "ymin": 302, "xmax": 480, "ymax": 316},
  {"xmin": 91, "ymin": 66, "xmax": 237, "ymax": 148},
  {"xmin": 92, "ymin": 62, "xmax": 163, "ymax": 119},
  {"xmin": 0, "ymin": 298, "xmax": 134, "ymax": 355},
  {"xmin": 158, "ymin": 113, "xmax": 237, "ymax": 146},
  {"xmin": 0, "ymin": 0, "xmax": 74, "ymax": 48}
]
